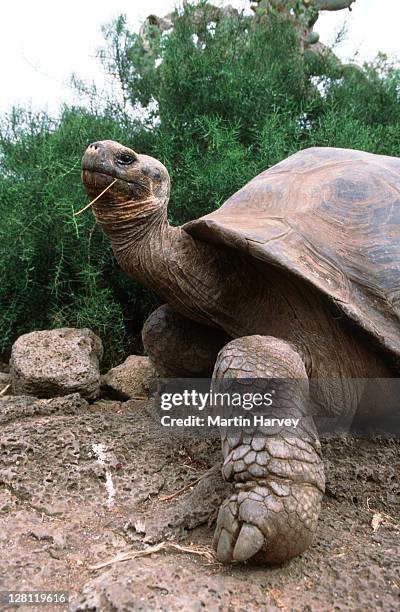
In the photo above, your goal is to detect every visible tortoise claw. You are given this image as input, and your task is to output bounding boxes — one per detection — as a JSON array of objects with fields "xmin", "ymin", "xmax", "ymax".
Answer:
[
  {"xmin": 213, "ymin": 483, "xmax": 322, "ymax": 564},
  {"xmin": 233, "ymin": 523, "xmax": 264, "ymax": 561},
  {"xmin": 216, "ymin": 528, "xmax": 236, "ymax": 563}
]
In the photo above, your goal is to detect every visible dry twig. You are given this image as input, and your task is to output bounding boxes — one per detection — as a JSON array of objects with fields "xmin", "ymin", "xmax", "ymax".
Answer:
[
  {"xmin": 89, "ymin": 541, "xmax": 216, "ymax": 570},
  {"xmin": 0, "ymin": 384, "xmax": 10, "ymax": 396},
  {"xmin": 159, "ymin": 464, "xmax": 219, "ymax": 502}
]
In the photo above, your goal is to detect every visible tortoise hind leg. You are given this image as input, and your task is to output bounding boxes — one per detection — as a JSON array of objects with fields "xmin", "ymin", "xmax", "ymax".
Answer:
[
  {"xmin": 142, "ymin": 304, "xmax": 229, "ymax": 377},
  {"xmin": 212, "ymin": 336, "xmax": 325, "ymax": 564}
]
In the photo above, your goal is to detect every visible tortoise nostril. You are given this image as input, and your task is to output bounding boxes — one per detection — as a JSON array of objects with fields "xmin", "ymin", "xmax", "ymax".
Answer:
[{"xmin": 89, "ymin": 142, "xmax": 100, "ymax": 151}]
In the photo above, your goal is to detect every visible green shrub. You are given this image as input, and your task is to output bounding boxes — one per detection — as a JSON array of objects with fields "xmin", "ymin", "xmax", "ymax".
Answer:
[{"xmin": 0, "ymin": 107, "xmax": 156, "ymax": 366}]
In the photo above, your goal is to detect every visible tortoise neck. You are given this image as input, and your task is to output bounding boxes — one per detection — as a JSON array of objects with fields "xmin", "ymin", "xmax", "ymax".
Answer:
[
  {"xmin": 111, "ymin": 205, "xmax": 179, "ymax": 290},
  {"xmin": 112, "ymin": 210, "xmax": 220, "ymax": 326}
]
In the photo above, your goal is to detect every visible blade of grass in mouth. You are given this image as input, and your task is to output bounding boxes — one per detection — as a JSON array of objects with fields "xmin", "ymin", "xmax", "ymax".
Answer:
[{"xmin": 74, "ymin": 178, "xmax": 118, "ymax": 216}]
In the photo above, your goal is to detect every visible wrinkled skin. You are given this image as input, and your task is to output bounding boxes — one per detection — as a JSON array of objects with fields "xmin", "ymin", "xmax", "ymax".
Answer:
[{"xmin": 81, "ymin": 140, "xmax": 394, "ymax": 564}]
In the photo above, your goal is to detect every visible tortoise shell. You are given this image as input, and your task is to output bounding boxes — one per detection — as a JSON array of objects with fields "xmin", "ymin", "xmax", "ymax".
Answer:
[{"xmin": 184, "ymin": 147, "xmax": 400, "ymax": 359}]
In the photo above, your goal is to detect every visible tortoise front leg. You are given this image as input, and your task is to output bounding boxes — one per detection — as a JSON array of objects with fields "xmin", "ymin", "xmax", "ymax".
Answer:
[
  {"xmin": 212, "ymin": 336, "xmax": 325, "ymax": 564},
  {"xmin": 142, "ymin": 304, "xmax": 229, "ymax": 377}
]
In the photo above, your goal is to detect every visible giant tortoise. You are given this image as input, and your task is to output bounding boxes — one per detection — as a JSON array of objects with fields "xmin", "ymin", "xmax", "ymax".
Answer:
[{"xmin": 81, "ymin": 141, "xmax": 399, "ymax": 564}]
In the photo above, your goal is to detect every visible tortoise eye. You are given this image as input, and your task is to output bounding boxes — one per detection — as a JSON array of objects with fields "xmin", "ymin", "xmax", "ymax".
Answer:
[{"xmin": 116, "ymin": 152, "xmax": 135, "ymax": 165}]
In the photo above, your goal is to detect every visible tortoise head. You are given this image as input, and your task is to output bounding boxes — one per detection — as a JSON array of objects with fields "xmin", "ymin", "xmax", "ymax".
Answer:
[{"xmin": 81, "ymin": 140, "xmax": 170, "ymax": 232}]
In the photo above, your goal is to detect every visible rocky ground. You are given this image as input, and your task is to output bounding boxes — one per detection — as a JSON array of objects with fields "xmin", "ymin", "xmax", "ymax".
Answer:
[
  {"xmin": 0, "ymin": 396, "xmax": 399, "ymax": 611},
  {"xmin": 0, "ymin": 329, "xmax": 399, "ymax": 611}
]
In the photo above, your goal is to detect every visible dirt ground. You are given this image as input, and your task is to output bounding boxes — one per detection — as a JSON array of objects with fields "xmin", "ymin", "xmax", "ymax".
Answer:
[{"xmin": 0, "ymin": 396, "xmax": 399, "ymax": 611}]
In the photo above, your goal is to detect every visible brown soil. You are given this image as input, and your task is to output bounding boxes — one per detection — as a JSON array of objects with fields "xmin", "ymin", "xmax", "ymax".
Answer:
[{"xmin": 0, "ymin": 398, "xmax": 399, "ymax": 611}]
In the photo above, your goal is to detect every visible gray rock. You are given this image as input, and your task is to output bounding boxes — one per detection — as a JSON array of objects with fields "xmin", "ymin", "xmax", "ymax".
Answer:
[
  {"xmin": 10, "ymin": 328, "xmax": 103, "ymax": 400},
  {"xmin": 101, "ymin": 355, "xmax": 155, "ymax": 400},
  {"xmin": 0, "ymin": 393, "xmax": 88, "ymax": 426}
]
